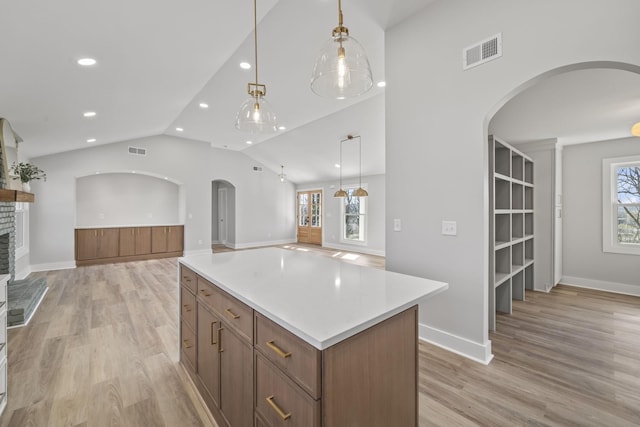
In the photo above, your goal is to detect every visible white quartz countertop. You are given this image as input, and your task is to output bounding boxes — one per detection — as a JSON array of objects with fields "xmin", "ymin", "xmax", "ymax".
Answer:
[{"xmin": 179, "ymin": 247, "xmax": 448, "ymax": 350}]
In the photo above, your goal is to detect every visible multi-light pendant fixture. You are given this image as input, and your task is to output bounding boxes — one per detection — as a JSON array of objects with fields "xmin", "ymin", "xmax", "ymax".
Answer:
[
  {"xmin": 334, "ymin": 134, "xmax": 368, "ymax": 198},
  {"xmin": 235, "ymin": 0, "xmax": 278, "ymax": 133},
  {"xmin": 311, "ymin": 0, "xmax": 373, "ymax": 99}
]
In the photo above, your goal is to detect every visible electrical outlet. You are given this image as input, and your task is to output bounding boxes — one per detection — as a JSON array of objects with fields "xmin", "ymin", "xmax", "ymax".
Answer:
[
  {"xmin": 442, "ymin": 221, "xmax": 457, "ymax": 236},
  {"xmin": 393, "ymin": 219, "xmax": 402, "ymax": 232}
]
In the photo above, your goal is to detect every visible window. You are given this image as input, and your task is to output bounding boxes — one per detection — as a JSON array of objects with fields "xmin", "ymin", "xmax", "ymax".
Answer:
[
  {"xmin": 15, "ymin": 202, "xmax": 29, "ymax": 258},
  {"xmin": 343, "ymin": 187, "xmax": 366, "ymax": 243},
  {"xmin": 603, "ymin": 156, "xmax": 640, "ymax": 255}
]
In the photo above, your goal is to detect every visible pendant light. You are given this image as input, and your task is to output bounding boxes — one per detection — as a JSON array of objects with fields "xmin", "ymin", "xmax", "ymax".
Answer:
[
  {"xmin": 235, "ymin": 0, "xmax": 278, "ymax": 133},
  {"xmin": 311, "ymin": 0, "xmax": 373, "ymax": 99},
  {"xmin": 632, "ymin": 122, "xmax": 640, "ymax": 137},
  {"xmin": 279, "ymin": 165, "xmax": 286, "ymax": 183},
  {"xmin": 351, "ymin": 135, "xmax": 368, "ymax": 197},
  {"xmin": 334, "ymin": 138, "xmax": 347, "ymax": 197}
]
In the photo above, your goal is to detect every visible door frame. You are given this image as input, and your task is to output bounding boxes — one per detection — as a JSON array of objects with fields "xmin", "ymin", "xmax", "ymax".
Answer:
[{"xmin": 218, "ymin": 187, "xmax": 228, "ymax": 244}]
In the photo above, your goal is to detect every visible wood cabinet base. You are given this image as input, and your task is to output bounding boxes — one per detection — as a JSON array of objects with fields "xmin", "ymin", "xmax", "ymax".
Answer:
[{"xmin": 76, "ymin": 250, "xmax": 183, "ymax": 266}]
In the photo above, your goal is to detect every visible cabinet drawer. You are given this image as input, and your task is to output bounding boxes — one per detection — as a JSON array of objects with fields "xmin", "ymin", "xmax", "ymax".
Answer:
[
  {"xmin": 181, "ymin": 287, "xmax": 196, "ymax": 331},
  {"xmin": 181, "ymin": 322, "xmax": 196, "ymax": 369},
  {"xmin": 255, "ymin": 353, "xmax": 320, "ymax": 427},
  {"xmin": 199, "ymin": 277, "xmax": 253, "ymax": 342},
  {"xmin": 255, "ymin": 313, "xmax": 321, "ymax": 399},
  {"xmin": 180, "ymin": 265, "xmax": 197, "ymax": 294}
]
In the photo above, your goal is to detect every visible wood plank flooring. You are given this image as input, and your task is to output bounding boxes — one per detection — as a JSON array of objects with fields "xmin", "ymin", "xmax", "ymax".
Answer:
[{"xmin": 2, "ymin": 252, "xmax": 639, "ymax": 426}]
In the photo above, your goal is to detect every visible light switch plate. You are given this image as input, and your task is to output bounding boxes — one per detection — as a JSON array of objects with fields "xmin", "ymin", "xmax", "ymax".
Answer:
[
  {"xmin": 442, "ymin": 221, "xmax": 457, "ymax": 236},
  {"xmin": 393, "ymin": 219, "xmax": 402, "ymax": 232}
]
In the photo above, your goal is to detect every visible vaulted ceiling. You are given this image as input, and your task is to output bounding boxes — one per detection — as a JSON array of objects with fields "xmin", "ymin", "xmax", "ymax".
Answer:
[{"xmin": 1, "ymin": 0, "xmax": 638, "ymax": 184}]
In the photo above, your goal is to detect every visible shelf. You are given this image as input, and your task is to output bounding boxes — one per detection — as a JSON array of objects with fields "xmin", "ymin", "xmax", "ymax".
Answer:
[
  {"xmin": 495, "ymin": 240, "xmax": 510, "ymax": 250},
  {"xmin": 524, "ymin": 259, "xmax": 534, "ymax": 268},
  {"xmin": 495, "ymin": 272, "xmax": 510, "ymax": 287},
  {"xmin": 0, "ymin": 189, "xmax": 34, "ymax": 203}
]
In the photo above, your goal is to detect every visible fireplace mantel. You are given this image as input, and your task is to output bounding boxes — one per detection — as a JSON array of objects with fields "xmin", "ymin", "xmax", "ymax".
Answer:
[{"xmin": 0, "ymin": 189, "xmax": 34, "ymax": 203}]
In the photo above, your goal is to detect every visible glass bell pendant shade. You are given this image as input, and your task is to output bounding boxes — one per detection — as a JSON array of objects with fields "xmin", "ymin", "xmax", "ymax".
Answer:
[
  {"xmin": 235, "ymin": 94, "xmax": 278, "ymax": 133},
  {"xmin": 311, "ymin": 34, "xmax": 373, "ymax": 99}
]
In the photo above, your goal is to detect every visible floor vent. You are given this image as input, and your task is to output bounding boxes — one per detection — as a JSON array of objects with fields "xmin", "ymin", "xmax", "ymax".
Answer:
[
  {"xmin": 252, "ymin": 166, "xmax": 263, "ymax": 172},
  {"xmin": 128, "ymin": 146, "xmax": 147, "ymax": 156},
  {"xmin": 463, "ymin": 33, "xmax": 502, "ymax": 70}
]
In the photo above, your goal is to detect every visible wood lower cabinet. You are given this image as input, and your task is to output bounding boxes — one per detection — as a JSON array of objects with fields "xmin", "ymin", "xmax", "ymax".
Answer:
[
  {"xmin": 152, "ymin": 225, "xmax": 183, "ymax": 254},
  {"xmin": 219, "ymin": 327, "xmax": 253, "ymax": 427},
  {"xmin": 75, "ymin": 225, "xmax": 183, "ymax": 266},
  {"xmin": 75, "ymin": 228, "xmax": 119, "ymax": 260},
  {"xmin": 197, "ymin": 304, "xmax": 220, "ymax": 406}
]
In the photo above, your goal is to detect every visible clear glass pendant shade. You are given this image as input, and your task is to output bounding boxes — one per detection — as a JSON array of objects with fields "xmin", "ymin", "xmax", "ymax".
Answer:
[
  {"xmin": 235, "ymin": 94, "xmax": 278, "ymax": 133},
  {"xmin": 311, "ymin": 34, "xmax": 373, "ymax": 99}
]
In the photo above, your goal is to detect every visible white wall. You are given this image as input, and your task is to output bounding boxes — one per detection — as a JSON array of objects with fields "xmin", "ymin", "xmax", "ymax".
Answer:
[
  {"xmin": 386, "ymin": 0, "xmax": 640, "ymax": 363},
  {"xmin": 562, "ymin": 137, "xmax": 640, "ymax": 294},
  {"xmin": 296, "ymin": 174, "xmax": 385, "ymax": 256},
  {"xmin": 29, "ymin": 135, "xmax": 297, "ymax": 270},
  {"xmin": 76, "ymin": 173, "xmax": 180, "ymax": 227}
]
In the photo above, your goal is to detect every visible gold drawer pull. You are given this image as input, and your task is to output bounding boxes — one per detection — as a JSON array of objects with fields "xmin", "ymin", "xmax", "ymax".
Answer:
[
  {"xmin": 182, "ymin": 304, "xmax": 192, "ymax": 312},
  {"xmin": 182, "ymin": 340, "xmax": 192, "ymax": 349},
  {"xmin": 217, "ymin": 327, "xmax": 223, "ymax": 353},
  {"xmin": 183, "ymin": 276, "xmax": 192, "ymax": 282},
  {"xmin": 210, "ymin": 321, "xmax": 218, "ymax": 345},
  {"xmin": 225, "ymin": 308, "xmax": 240, "ymax": 319},
  {"xmin": 266, "ymin": 340, "xmax": 291, "ymax": 358},
  {"xmin": 266, "ymin": 395, "xmax": 291, "ymax": 421},
  {"xmin": 199, "ymin": 289, "xmax": 211, "ymax": 297}
]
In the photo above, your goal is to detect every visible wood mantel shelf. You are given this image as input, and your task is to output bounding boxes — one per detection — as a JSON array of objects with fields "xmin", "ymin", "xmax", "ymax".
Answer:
[{"xmin": 0, "ymin": 189, "xmax": 34, "ymax": 203}]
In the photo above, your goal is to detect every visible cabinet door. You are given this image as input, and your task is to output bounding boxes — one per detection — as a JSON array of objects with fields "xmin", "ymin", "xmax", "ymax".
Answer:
[
  {"xmin": 220, "ymin": 328, "xmax": 253, "ymax": 427},
  {"xmin": 135, "ymin": 227, "xmax": 152, "ymax": 255},
  {"xmin": 167, "ymin": 226, "xmax": 183, "ymax": 252},
  {"xmin": 151, "ymin": 227, "xmax": 168, "ymax": 253},
  {"xmin": 197, "ymin": 305, "xmax": 220, "ymax": 406},
  {"xmin": 119, "ymin": 228, "xmax": 136, "ymax": 256},
  {"xmin": 76, "ymin": 229, "xmax": 99, "ymax": 260},
  {"xmin": 97, "ymin": 228, "xmax": 119, "ymax": 258}
]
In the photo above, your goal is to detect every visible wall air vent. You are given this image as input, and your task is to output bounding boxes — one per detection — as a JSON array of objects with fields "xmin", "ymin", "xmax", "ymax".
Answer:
[
  {"xmin": 463, "ymin": 33, "xmax": 502, "ymax": 70},
  {"xmin": 128, "ymin": 146, "xmax": 147, "ymax": 156},
  {"xmin": 252, "ymin": 166, "xmax": 263, "ymax": 172}
]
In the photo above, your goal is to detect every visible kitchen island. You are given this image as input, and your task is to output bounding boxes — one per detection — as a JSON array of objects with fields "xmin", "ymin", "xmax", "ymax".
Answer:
[{"xmin": 179, "ymin": 247, "xmax": 447, "ymax": 427}]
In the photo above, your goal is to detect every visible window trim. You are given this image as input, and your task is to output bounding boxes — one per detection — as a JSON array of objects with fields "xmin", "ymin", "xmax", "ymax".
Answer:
[
  {"xmin": 340, "ymin": 185, "xmax": 367, "ymax": 245},
  {"xmin": 602, "ymin": 155, "xmax": 640, "ymax": 255}
]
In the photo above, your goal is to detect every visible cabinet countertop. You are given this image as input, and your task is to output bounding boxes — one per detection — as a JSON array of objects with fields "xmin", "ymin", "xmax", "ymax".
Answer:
[{"xmin": 179, "ymin": 247, "xmax": 448, "ymax": 350}]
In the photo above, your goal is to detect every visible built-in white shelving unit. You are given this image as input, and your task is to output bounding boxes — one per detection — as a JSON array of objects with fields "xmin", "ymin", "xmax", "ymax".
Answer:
[
  {"xmin": 489, "ymin": 136, "xmax": 534, "ymax": 331},
  {"xmin": 0, "ymin": 275, "xmax": 7, "ymax": 415}
]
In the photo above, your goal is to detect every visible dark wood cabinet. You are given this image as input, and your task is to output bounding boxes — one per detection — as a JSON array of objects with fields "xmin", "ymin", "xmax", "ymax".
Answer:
[
  {"xmin": 197, "ymin": 304, "xmax": 221, "ymax": 406},
  {"xmin": 219, "ymin": 327, "xmax": 253, "ymax": 427},
  {"xmin": 75, "ymin": 225, "xmax": 183, "ymax": 266}
]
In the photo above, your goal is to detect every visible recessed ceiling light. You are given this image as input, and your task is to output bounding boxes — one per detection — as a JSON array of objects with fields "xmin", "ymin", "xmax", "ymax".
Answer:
[
  {"xmin": 77, "ymin": 58, "xmax": 97, "ymax": 66},
  {"xmin": 377, "ymin": 81, "xmax": 386, "ymax": 88},
  {"xmin": 199, "ymin": 102, "xmax": 209, "ymax": 109},
  {"xmin": 164, "ymin": 177, "xmax": 169, "ymax": 180},
  {"xmin": 86, "ymin": 138, "xmax": 97, "ymax": 143},
  {"xmin": 335, "ymin": 164, "xmax": 341, "ymax": 168},
  {"xmin": 278, "ymin": 126, "xmax": 286, "ymax": 130},
  {"xmin": 337, "ymin": 96, "xmax": 345, "ymax": 100},
  {"xmin": 83, "ymin": 111, "xmax": 96, "ymax": 118},
  {"xmin": 240, "ymin": 62, "xmax": 251, "ymax": 69},
  {"xmin": 246, "ymin": 140, "xmax": 253, "ymax": 145},
  {"xmin": 132, "ymin": 171, "xmax": 136, "ymax": 174},
  {"xmin": 176, "ymin": 127, "xmax": 184, "ymax": 132}
]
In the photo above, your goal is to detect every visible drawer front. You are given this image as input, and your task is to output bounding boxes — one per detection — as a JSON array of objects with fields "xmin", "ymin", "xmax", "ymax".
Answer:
[
  {"xmin": 181, "ymin": 321, "xmax": 196, "ymax": 369},
  {"xmin": 181, "ymin": 287, "xmax": 196, "ymax": 331},
  {"xmin": 255, "ymin": 313, "xmax": 321, "ymax": 399},
  {"xmin": 255, "ymin": 353, "xmax": 320, "ymax": 427},
  {"xmin": 180, "ymin": 265, "xmax": 197, "ymax": 293},
  {"xmin": 198, "ymin": 277, "xmax": 252, "ymax": 342}
]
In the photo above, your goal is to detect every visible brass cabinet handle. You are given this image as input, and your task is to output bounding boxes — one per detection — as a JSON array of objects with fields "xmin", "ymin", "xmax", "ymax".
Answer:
[
  {"xmin": 225, "ymin": 308, "xmax": 240, "ymax": 320},
  {"xmin": 182, "ymin": 276, "xmax": 191, "ymax": 282},
  {"xmin": 182, "ymin": 340, "xmax": 192, "ymax": 349},
  {"xmin": 266, "ymin": 340, "xmax": 291, "ymax": 359},
  {"xmin": 199, "ymin": 289, "xmax": 211, "ymax": 297},
  {"xmin": 182, "ymin": 304, "xmax": 192, "ymax": 312},
  {"xmin": 266, "ymin": 395, "xmax": 291, "ymax": 421},
  {"xmin": 210, "ymin": 321, "xmax": 218, "ymax": 345},
  {"xmin": 217, "ymin": 327, "xmax": 223, "ymax": 353}
]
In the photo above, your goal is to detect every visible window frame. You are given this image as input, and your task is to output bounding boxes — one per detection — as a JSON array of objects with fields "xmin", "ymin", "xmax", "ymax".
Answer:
[
  {"xmin": 602, "ymin": 155, "xmax": 640, "ymax": 255},
  {"xmin": 340, "ymin": 185, "xmax": 367, "ymax": 245}
]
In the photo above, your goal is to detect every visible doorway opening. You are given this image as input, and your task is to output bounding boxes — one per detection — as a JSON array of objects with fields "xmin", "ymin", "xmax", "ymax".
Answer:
[
  {"xmin": 212, "ymin": 180, "xmax": 236, "ymax": 249},
  {"xmin": 297, "ymin": 189, "xmax": 322, "ymax": 245}
]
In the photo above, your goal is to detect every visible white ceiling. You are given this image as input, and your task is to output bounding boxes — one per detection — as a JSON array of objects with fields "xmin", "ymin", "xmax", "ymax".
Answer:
[{"xmin": 1, "ymin": 0, "xmax": 638, "ymax": 184}]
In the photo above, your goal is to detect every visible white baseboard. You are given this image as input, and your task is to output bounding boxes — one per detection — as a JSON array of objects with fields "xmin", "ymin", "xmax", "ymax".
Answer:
[
  {"xmin": 183, "ymin": 249, "xmax": 212, "ymax": 257},
  {"xmin": 232, "ymin": 239, "xmax": 296, "ymax": 250},
  {"xmin": 560, "ymin": 275, "xmax": 640, "ymax": 297},
  {"xmin": 419, "ymin": 323, "xmax": 493, "ymax": 365},
  {"xmin": 30, "ymin": 261, "xmax": 76, "ymax": 273},
  {"xmin": 14, "ymin": 266, "xmax": 33, "ymax": 280},
  {"xmin": 322, "ymin": 242, "xmax": 385, "ymax": 257}
]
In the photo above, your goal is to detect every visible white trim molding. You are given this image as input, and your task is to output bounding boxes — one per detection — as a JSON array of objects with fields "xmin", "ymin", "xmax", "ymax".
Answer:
[
  {"xmin": 322, "ymin": 242, "xmax": 384, "ymax": 257},
  {"xmin": 561, "ymin": 275, "xmax": 640, "ymax": 297},
  {"xmin": 231, "ymin": 239, "xmax": 297, "ymax": 250},
  {"xmin": 31, "ymin": 261, "xmax": 77, "ymax": 272},
  {"xmin": 419, "ymin": 323, "xmax": 493, "ymax": 365}
]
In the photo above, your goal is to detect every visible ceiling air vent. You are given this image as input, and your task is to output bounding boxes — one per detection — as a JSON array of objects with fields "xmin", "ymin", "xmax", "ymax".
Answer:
[
  {"xmin": 463, "ymin": 33, "xmax": 502, "ymax": 70},
  {"xmin": 252, "ymin": 166, "xmax": 263, "ymax": 172},
  {"xmin": 128, "ymin": 146, "xmax": 147, "ymax": 156}
]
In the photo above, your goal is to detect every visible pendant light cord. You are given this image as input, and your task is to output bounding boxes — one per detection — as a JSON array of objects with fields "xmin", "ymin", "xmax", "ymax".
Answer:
[{"xmin": 253, "ymin": 0, "xmax": 259, "ymax": 88}]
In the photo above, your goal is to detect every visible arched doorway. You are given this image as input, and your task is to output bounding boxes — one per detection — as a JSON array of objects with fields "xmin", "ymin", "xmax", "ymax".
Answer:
[{"xmin": 211, "ymin": 180, "xmax": 236, "ymax": 249}]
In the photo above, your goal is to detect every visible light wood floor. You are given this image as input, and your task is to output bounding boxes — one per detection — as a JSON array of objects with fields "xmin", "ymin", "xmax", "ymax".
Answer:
[{"xmin": 2, "ymin": 253, "xmax": 639, "ymax": 426}]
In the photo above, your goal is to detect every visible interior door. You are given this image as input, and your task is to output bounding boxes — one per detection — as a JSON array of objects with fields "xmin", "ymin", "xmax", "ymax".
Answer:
[
  {"xmin": 218, "ymin": 188, "xmax": 228, "ymax": 244},
  {"xmin": 297, "ymin": 190, "xmax": 322, "ymax": 245}
]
